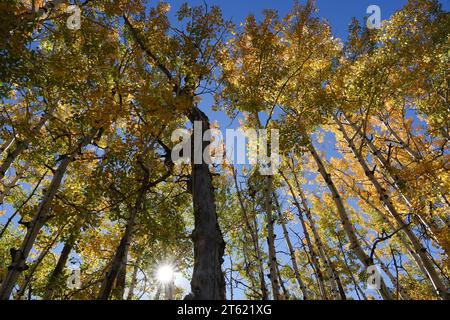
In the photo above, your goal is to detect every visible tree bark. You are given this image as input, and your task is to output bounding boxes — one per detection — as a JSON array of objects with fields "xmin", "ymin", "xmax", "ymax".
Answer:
[
  {"xmin": 302, "ymin": 128, "xmax": 393, "ymax": 300},
  {"xmin": 287, "ymin": 168, "xmax": 347, "ymax": 300},
  {"xmin": 43, "ymin": 235, "xmax": 76, "ymax": 299},
  {"xmin": 334, "ymin": 113, "xmax": 449, "ymax": 300},
  {"xmin": 0, "ymin": 129, "xmax": 96, "ymax": 300},
  {"xmin": 126, "ymin": 255, "xmax": 141, "ymax": 300},
  {"xmin": 264, "ymin": 175, "xmax": 281, "ymax": 300},
  {"xmin": 343, "ymin": 113, "xmax": 446, "ymax": 252},
  {"xmin": 186, "ymin": 107, "xmax": 226, "ymax": 300},
  {"xmin": 273, "ymin": 193, "xmax": 310, "ymax": 299},
  {"xmin": 98, "ymin": 158, "xmax": 149, "ymax": 300},
  {"xmin": 16, "ymin": 228, "xmax": 62, "ymax": 299},
  {"xmin": 232, "ymin": 168, "xmax": 268, "ymax": 299}
]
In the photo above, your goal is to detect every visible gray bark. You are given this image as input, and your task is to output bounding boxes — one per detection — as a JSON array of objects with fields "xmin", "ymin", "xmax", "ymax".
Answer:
[
  {"xmin": 186, "ymin": 107, "xmax": 226, "ymax": 300},
  {"xmin": 0, "ymin": 129, "xmax": 96, "ymax": 300},
  {"xmin": 334, "ymin": 113, "xmax": 449, "ymax": 300},
  {"xmin": 302, "ymin": 128, "xmax": 393, "ymax": 300}
]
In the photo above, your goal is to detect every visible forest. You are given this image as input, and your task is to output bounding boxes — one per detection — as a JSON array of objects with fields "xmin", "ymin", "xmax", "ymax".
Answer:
[{"xmin": 0, "ymin": 0, "xmax": 449, "ymax": 301}]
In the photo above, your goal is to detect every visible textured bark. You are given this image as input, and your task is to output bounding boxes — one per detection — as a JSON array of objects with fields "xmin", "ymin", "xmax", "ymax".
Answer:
[
  {"xmin": 0, "ymin": 157, "xmax": 70, "ymax": 299},
  {"xmin": 43, "ymin": 235, "xmax": 75, "ymax": 299},
  {"xmin": 343, "ymin": 120, "xmax": 449, "ymax": 299},
  {"xmin": 264, "ymin": 175, "xmax": 281, "ymax": 300},
  {"xmin": 125, "ymin": 16, "xmax": 226, "ymax": 300},
  {"xmin": 126, "ymin": 254, "xmax": 141, "ymax": 300},
  {"xmin": 289, "ymin": 170, "xmax": 347, "ymax": 300},
  {"xmin": 274, "ymin": 193, "xmax": 310, "ymax": 299},
  {"xmin": 277, "ymin": 178, "xmax": 328, "ymax": 300},
  {"xmin": 302, "ymin": 129, "xmax": 393, "ymax": 300},
  {"xmin": 186, "ymin": 107, "xmax": 225, "ymax": 300},
  {"xmin": 98, "ymin": 160, "xmax": 149, "ymax": 300},
  {"xmin": 0, "ymin": 171, "xmax": 46, "ymax": 240},
  {"xmin": 334, "ymin": 113, "xmax": 449, "ymax": 300},
  {"xmin": 0, "ymin": 130, "xmax": 96, "ymax": 300},
  {"xmin": 276, "ymin": 262, "xmax": 289, "ymax": 299},
  {"xmin": 113, "ymin": 247, "xmax": 128, "ymax": 300},
  {"xmin": 232, "ymin": 168, "xmax": 268, "ymax": 299},
  {"xmin": 16, "ymin": 230, "xmax": 61, "ymax": 299},
  {"xmin": 343, "ymin": 113, "xmax": 446, "ymax": 252}
]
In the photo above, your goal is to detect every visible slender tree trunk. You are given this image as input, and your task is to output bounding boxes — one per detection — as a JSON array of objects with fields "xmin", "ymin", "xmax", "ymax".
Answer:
[
  {"xmin": 113, "ymin": 247, "xmax": 128, "ymax": 300},
  {"xmin": 0, "ymin": 130, "xmax": 96, "ymax": 300},
  {"xmin": 126, "ymin": 255, "xmax": 141, "ymax": 300},
  {"xmin": 341, "ymin": 175, "xmax": 434, "ymax": 287},
  {"xmin": 335, "ymin": 232, "xmax": 367, "ymax": 300},
  {"xmin": 43, "ymin": 235, "xmax": 75, "ymax": 299},
  {"xmin": 232, "ymin": 168, "xmax": 268, "ymax": 299},
  {"xmin": 301, "ymin": 128, "xmax": 392, "ymax": 300},
  {"xmin": 15, "ymin": 229, "xmax": 62, "ymax": 300},
  {"xmin": 0, "ymin": 136, "xmax": 16, "ymax": 155},
  {"xmin": 334, "ymin": 113, "xmax": 449, "ymax": 300},
  {"xmin": 0, "ymin": 171, "xmax": 47, "ymax": 240},
  {"xmin": 1, "ymin": 160, "xmax": 68, "ymax": 299},
  {"xmin": 359, "ymin": 235, "xmax": 411, "ymax": 300},
  {"xmin": 287, "ymin": 169, "xmax": 347, "ymax": 300},
  {"xmin": 98, "ymin": 158, "xmax": 149, "ymax": 300},
  {"xmin": 252, "ymin": 215, "xmax": 269, "ymax": 299},
  {"xmin": 186, "ymin": 107, "xmax": 225, "ymax": 300},
  {"xmin": 264, "ymin": 175, "xmax": 281, "ymax": 300},
  {"xmin": 343, "ymin": 113, "xmax": 446, "ymax": 252},
  {"xmin": 276, "ymin": 262, "xmax": 289, "ymax": 299},
  {"xmin": 274, "ymin": 194, "xmax": 310, "ymax": 299}
]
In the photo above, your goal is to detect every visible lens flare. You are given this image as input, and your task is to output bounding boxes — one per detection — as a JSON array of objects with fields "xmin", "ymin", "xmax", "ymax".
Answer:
[{"xmin": 157, "ymin": 265, "xmax": 174, "ymax": 283}]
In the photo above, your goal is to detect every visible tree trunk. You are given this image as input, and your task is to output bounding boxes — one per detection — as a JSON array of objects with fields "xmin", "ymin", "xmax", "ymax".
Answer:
[
  {"xmin": 276, "ymin": 262, "xmax": 289, "ymax": 299},
  {"xmin": 274, "ymin": 193, "xmax": 310, "ymax": 299},
  {"xmin": 98, "ymin": 158, "xmax": 149, "ymax": 300},
  {"xmin": 302, "ymin": 128, "xmax": 393, "ymax": 300},
  {"xmin": 43, "ymin": 235, "xmax": 75, "ymax": 299},
  {"xmin": 186, "ymin": 107, "xmax": 225, "ymax": 300},
  {"xmin": 343, "ymin": 113, "xmax": 446, "ymax": 252},
  {"xmin": 359, "ymin": 234, "xmax": 411, "ymax": 300},
  {"xmin": 288, "ymin": 169, "xmax": 347, "ymax": 300},
  {"xmin": 126, "ymin": 255, "xmax": 141, "ymax": 300},
  {"xmin": 264, "ymin": 175, "xmax": 281, "ymax": 300},
  {"xmin": 340, "ymin": 174, "xmax": 434, "ymax": 288},
  {"xmin": 232, "ymin": 168, "xmax": 268, "ymax": 299},
  {"xmin": 0, "ymin": 157, "xmax": 70, "ymax": 299},
  {"xmin": 113, "ymin": 247, "xmax": 128, "ymax": 300},
  {"xmin": 334, "ymin": 113, "xmax": 449, "ymax": 300},
  {"xmin": 0, "ymin": 130, "xmax": 96, "ymax": 300},
  {"xmin": 16, "ymin": 229, "xmax": 62, "ymax": 299},
  {"xmin": 335, "ymin": 232, "xmax": 367, "ymax": 300}
]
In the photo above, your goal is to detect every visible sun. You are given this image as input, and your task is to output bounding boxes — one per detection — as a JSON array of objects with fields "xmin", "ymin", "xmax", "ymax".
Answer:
[{"xmin": 157, "ymin": 265, "xmax": 174, "ymax": 284}]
